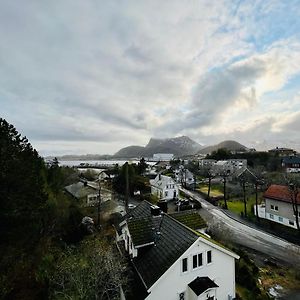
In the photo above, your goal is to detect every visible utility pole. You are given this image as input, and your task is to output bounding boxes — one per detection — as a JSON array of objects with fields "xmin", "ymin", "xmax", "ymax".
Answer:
[
  {"xmin": 125, "ymin": 162, "xmax": 129, "ymax": 213},
  {"xmin": 242, "ymin": 179, "xmax": 247, "ymax": 218},
  {"xmin": 97, "ymin": 180, "xmax": 101, "ymax": 227}
]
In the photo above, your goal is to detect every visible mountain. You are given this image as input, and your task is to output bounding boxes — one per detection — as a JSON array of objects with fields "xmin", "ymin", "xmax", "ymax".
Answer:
[
  {"xmin": 198, "ymin": 140, "xmax": 248, "ymax": 155},
  {"xmin": 114, "ymin": 136, "xmax": 202, "ymax": 158}
]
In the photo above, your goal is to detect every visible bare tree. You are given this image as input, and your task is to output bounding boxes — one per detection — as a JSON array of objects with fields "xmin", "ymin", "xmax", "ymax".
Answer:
[
  {"xmin": 285, "ymin": 174, "xmax": 300, "ymax": 233},
  {"xmin": 50, "ymin": 238, "xmax": 127, "ymax": 299},
  {"xmin": 220, "ymin": 169, "xmax": 230, "ymax": 209},
  {"xmin": 200, "ymin": 166, "xmax": 215, "ymax": 199}
]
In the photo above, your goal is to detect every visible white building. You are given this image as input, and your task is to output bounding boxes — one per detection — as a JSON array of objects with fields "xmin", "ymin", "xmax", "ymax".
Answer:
[
  {"xmin": 117, "ymin": 201, "xmax": 239, "ymax": 300},
  {"xmin": 150, "ymin": 174, "xmax": 179, "ymax": 200},
  {"xmin": 153, "ymin": 153, "xmax": 174, "ymax": 161},
  {"xmin": 175, "ymin": 167, "xmax": 195, "ymax": 186},
  {"xmin": 255, "ymin": 184, "xmax": 300, "ymax": 230}
]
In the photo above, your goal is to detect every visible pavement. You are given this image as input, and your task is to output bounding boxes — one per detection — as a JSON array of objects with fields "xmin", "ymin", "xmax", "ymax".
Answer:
[{"xmin": 180, "ymin": 187, "xmax": 300, "ymax": 268}]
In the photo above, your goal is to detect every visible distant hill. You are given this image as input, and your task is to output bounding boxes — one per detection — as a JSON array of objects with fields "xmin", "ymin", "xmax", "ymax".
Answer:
[
  {"xmin": 45, "ymin": 154, "xmax": 113, "ymax": 161},
  {"xmin": 114, "ymin": 136, "xmax": 202, "ymax": 158},
  {"xmin": 198, "ymin": 140, "xmax": 248, "ymax": 155}
]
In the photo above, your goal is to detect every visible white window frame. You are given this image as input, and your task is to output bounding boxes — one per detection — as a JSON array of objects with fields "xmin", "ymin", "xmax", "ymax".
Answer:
[
  {"xmin": 269, "ymin": 214, "xmax": 274, "ymax": 220},
  {"xmin": 289, "ymin": 220, "xmax": 295, "ymax": 226},
  {"xmin": 181, "ymin": 257, "xmax": 188, "ymax": 273},
  {"xmin": 207, "ymin": 250, "xmax": 212, "ymax": 264}
]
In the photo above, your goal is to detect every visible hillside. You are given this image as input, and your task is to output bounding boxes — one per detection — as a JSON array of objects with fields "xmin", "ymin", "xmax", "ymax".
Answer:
[
  {"xmin": 198, "ymin": 140, "xmax": 248, "ymax": 155},
  {"xmin": 114, "ymin": 136, "xmax": 202, "ymax": 158}
]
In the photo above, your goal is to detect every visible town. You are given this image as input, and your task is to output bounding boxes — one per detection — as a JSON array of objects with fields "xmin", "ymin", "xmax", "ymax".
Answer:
[
  {"xmin": 1, "ymin": 1, "xmax": 300, "ymax": 299},
  {"xmin": 1, "ymin": 118, "xmax": 300, "ymax": 300}
]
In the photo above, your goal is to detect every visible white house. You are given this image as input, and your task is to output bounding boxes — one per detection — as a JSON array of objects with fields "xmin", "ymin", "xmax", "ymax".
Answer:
[
  {"xmin": 117, "ymin": 201, "xmax": 239, "ymax": 300},
  {"xmin": 150, "ymin": 174, "xmax": 179, "ymax": 200},
  {"xmin": 255, "ymin": 184, "xmax": 300, "ymax": 229},
  {"xmin": 98, "ymin": 170, "xmax": 110, "ymax": 181},
  {"xmin": 175, "ymin": 167, "xmax": 195, "ymax": 186}
]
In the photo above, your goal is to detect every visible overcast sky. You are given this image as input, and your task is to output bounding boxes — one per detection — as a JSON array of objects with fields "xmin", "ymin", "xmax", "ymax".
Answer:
[{"xmin": 1, "ymin": 0, "xmax": 300, "ymax": 156}]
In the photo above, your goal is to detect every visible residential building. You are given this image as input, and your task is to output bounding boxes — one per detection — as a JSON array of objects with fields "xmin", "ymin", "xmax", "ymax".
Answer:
[
  {"xmin": 150, "ymin": 174, "xmax": 178, "ymax": 200},
  {"xmin": 255, "ymin": 184, "xmax": 300, "ymax": 229},
  {"xmin": 281, "ymin": 156, "xmax": 300, "ymax": 173},
  {"xmin": 116, "ymin": 201, "xmax": 239, "ymax": 300},
  {"xmin": 98, "ymin": 170, "xmax": 110, "ymax": 181},
  {"xmin": 64, "ymin": 181, "xmax": 99, "ymax": 206},
  {"xmin": 211, "ymin": 159, "xmax": 247, "ymax": 175},
  {"xmin": 268, "ymin": 147, "xmax": 296, "ymax": 157},
  {"xmin": 198, "ymin": 159, "xmax": 217, "ymax": 168},
  {"xmin": 153, "ymin": 153, "xmax": 174, "ymax": 161},
  {"xmin": 175, "ymin": 167, "xmax": 195, "ymax": 187}
]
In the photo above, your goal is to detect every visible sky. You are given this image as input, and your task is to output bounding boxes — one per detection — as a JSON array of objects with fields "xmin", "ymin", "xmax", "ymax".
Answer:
[{"xmin": 1, "ymin": 0, "xmax": 300, "ymax": 156}]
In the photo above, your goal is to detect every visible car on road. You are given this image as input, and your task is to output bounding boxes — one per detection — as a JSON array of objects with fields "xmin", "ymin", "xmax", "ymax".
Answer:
[{"xmin": 128, "ymin": 204, "xmax": 136, "ymax": 209}]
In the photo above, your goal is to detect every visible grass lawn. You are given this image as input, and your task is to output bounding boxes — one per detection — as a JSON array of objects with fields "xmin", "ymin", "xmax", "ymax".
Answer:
[
  {"xmin": 220, "ymin": 193, "xmax": 263, "ymax": 217},
  {"xmin": 198, "ymin": 186, "xmax": 223, "ymax": 197},
  {"xmin": 197, "ymin": 184, "xmax": 223, "ymax": 197}
]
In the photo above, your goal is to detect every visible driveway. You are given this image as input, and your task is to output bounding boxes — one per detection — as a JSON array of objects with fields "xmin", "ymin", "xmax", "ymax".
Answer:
[{"xmin": 181, "ymin": 188, "xmax": 300, "ymax": 268}]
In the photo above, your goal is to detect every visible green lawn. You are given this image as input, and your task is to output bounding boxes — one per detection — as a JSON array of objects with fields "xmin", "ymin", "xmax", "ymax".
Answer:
[
  {"xmin": 197, "ymin": 186, "xmax": 223, "ymax": 197},
  {"xmin": 220, "ymin": 193, "xmax": 263, "ymax": 217},
  {"xmin": 197, "ymin": 183, "xmax": 224, "ymax": 197}
]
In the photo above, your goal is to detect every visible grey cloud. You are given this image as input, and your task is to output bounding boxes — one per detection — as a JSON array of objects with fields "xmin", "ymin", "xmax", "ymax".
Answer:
[{"xmin": 156, "ymin": 58, "xmax": 265, "ymax": 135}]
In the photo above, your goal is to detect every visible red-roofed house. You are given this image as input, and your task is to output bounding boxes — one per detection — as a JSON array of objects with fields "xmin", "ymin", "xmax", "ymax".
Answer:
[{"xmin": 255, "ymin": 184, "xmax": 300, "ymax": 229}]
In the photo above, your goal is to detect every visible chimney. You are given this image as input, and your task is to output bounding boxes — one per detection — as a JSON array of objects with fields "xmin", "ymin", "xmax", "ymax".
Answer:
[
  {"xmin": 150, "ymin": 205, "xmax": 161, "ymax": 216},
  {"xmin": 157, "ymin": 201, "xmax": 168, "ymax": 213}
]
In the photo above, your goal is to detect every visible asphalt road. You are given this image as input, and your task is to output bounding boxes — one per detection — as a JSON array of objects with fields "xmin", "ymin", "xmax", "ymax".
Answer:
[{"xmin": 181, "ymin": 188, "xmax": 300, "ymax": 268}]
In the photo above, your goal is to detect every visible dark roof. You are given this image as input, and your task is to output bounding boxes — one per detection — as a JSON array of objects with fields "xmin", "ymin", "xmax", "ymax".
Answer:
[
  {"xmin": 264, "ymin": 184, "xmax": 300, "ymax": 204},
  {"xmin": 127, "ymin": 218, "xmax": 155, "ymax": 247},
  {"xmin": 169, "ymin": 210, "xmax": 206, "ymax": 230},
  {"xmin": 125, "ymin": 201, "xmax": 154, "ymax": 219},
  {"xmin": 123, "ymin": 201, "xmax": 199, "ymax": 289},
  {"xmin": 133, "ymin": 213, "xmax": 199, "ymax": 289},
  {"xmin": 282, "ymin": 156, "xmax": 300, "ymax": 164},
  {"xmin": 188, "ymin": 276, "xmax": 219, "ymax": 296},
  {"xmin": 64, "ymin": 182, "xmax": 97, "ymax": 199}
]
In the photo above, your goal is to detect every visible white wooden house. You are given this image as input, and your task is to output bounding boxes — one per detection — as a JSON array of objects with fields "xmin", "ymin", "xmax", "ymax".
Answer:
[
  {"xmin": 255, "ymin": 184, "xmax": 300, "ymax": 229},
  {"xmin": 117, "ymin": 201, "xmax": 239, "ymax": 300},
  {"xmin": 150, "ymin": 174, "xmax": 179, "ymax": 201}
]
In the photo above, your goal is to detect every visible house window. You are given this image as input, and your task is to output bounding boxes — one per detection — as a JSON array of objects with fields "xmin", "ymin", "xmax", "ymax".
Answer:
[
  {"xmin": 278, "ymin": 216, "xmax": 283, "ymax": 222},
  {"xmin": 193, "ymin": 255, "xmax": 197, "ymax": 269},
  {"xmin": 270, "ymin": 214, "xmax": 274, "ymax": 219},
  {"xmin": 179, "ymin": 292, "xmax": 185, "ymax": 300},
  {"xmin": 198, "ymin": 253, "xmax": 203, "ymax": 266},
  {"xmin": 165, "ymin": 191, "xmax": 168, "ymax": 197},
  {"xmin": 192, "ymin": 253, "xmax": 203, "ymax": 269},
  {"xmin": 207, "ymin": 250, "xmax": 212, "ymax": 264},
  {"xmin": 275, "ymin": 206, "xmax": 278, "ymax": 211},
  {"xmin": 182, "ymin": 258, "xmax": 188, "ymax": 273},
  {"xmin": 271, "ymin": 205, "xmax": 274, "ymax": 210},
  {"xmin": 289, "ymin": 220, "xmax": 295, "ymax": 226}
]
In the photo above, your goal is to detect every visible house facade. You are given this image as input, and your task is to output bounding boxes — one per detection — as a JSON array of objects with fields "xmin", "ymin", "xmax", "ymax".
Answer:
[
  {"xmin": 65, "ymin": 181, "xmax": 100, "ymax": 206},
  {"xmin": 150, "ymin": 174, "xmax": 179, "ymax": 200},
  {"xmin": 175, "ymin": 167, "xmax": 195, "ymax": 187},
  {"xmin": 281, "ymin": 156, "xmax": 300, "ymax": 173},
  {"xmin": 255, "ymin": 184, "xmax": 300, "ymax": 229},
  {"xmin": 117, "ymin": 201, "xmax": 239, "ymax": 300}
]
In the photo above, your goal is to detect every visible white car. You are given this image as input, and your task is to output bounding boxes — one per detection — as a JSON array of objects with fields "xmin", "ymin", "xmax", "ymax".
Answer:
[{"xmin": 128, "ymin": 204, "xmax": 136, "ymax": 209}]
